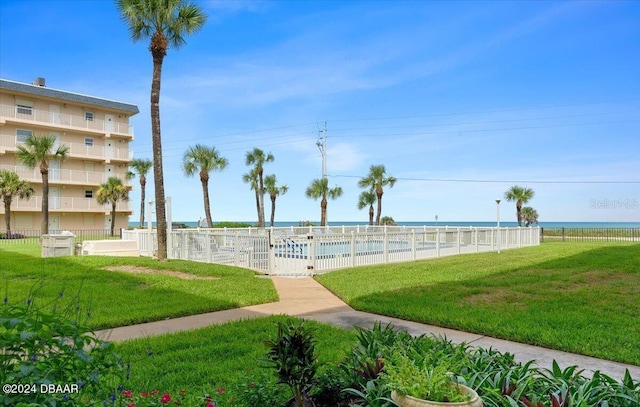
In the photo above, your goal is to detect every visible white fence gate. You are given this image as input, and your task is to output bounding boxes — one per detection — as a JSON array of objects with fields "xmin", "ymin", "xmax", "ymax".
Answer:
[{"xmin": 123, "ymin": 226, "xmax": 540, "ymax": 276}]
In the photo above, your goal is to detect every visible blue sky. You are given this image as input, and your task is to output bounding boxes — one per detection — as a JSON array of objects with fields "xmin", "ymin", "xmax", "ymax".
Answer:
[{"xmin": 1, "ymin": 0, "xmax": 639, "ymax": 224}]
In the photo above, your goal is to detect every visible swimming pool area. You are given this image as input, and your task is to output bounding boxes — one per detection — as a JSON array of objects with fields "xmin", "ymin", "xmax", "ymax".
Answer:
[{"xmin": 125, "ymin": 225, "xmax": 541, "ymax": 275}]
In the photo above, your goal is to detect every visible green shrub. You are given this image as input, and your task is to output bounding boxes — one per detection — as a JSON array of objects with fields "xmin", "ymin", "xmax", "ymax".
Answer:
[{"xmin": 0, "ymin": 297, "xmax": 123, "ymax": 406}]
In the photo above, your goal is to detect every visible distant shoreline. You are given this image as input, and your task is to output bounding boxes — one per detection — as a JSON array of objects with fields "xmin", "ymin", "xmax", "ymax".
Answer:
[{"xmin": 131, "ymin": 221, "xmax": 640, "ymax": 229}]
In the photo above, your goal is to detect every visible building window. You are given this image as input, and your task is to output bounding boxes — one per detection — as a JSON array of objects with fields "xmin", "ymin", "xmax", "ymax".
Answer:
[
  {"xmin": 85, "ymin": 138, "xmax": 94, "ymax": 147},
  {"xmin": 85, "ymin": 190, "xmax": 94, "ymax": 198},
  {"xmin": 16, "ymin": 104, "xmax": 32, "ymax": 115},
  {"xmin": 85, "ymin": 112, "xmax": 94, "ymax": 121},
  {"xmin": 16, "ymin": 129, "xmax": 32, "ymax": 143}
]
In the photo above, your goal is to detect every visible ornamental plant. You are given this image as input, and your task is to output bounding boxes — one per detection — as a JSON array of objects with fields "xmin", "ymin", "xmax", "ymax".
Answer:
[
  {"xmin": 0, "ymin": 293, "xmax": 123, "ymax": 406},
  {"xmin": 263, "ymin": 319, "xmax": 319, "ymax": 407}
]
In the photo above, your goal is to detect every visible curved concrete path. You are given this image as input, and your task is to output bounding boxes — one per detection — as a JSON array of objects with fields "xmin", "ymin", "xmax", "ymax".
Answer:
[{"xmin": 96, "ymin": 276, "xmax": 640, "ymax": 382}]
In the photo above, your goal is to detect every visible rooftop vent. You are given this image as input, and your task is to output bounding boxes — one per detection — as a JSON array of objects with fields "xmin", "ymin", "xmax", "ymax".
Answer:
[{"xmin": 32, "ymin": 77, "xmax": 46, "ymax": 87}]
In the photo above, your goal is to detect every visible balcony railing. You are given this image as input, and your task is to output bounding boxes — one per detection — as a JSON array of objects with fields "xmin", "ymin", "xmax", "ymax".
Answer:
[
  {"xmin": 0, "ymin": 165, "xmax": 129, "ymax": 186},
  {"xmin": 0, "ymin": 104, "xmax": 134, "ymax": 136},
  {"xmin": 0, "ymin": 197, "xmax": 132, "ymax": 213},
  {"xmin": 0, "ymin": 134, "xmax": 132, "ymax": 162}
]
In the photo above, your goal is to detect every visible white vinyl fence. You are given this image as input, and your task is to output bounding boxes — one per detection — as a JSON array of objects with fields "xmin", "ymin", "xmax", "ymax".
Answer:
[{"xmin": 123, "ymin": 225, "xmax": 540, "ymax": 276}]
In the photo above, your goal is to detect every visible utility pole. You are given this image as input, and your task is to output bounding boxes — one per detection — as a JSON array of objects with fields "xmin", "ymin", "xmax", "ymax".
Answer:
[{"xmin": 316, "ymin": 121, "xmax": 327, "ymax": 179}]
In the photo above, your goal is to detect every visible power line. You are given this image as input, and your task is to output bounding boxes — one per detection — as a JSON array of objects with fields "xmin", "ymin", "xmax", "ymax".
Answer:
[{"xmin": 331, "ymin": 174, "xmax": 640, "ymax": 184}]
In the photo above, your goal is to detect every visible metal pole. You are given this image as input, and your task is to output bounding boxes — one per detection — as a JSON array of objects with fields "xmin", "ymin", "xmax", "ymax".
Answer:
[{"xmin": 496, "ymin": 199, "xmax": 501, "ymax": 254}]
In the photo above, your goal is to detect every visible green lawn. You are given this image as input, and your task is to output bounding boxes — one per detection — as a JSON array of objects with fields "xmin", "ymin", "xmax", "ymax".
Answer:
[
  {"xmin": 115, "ymin": 316, "xmax": 356, "ymax": 405},
  {"xmin": 316, "ymin": 241, "xmax": 640, "ymax": 365},
  {"xmin": 0, "ymin": 243, "xmax": 278, "ymax": 329}
]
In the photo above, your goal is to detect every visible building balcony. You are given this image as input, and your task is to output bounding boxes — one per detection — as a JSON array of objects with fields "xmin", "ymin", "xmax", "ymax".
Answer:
[
  {"xmin": 0, "ymin": 165, "xmax": 131, "ymax": 187},
  {"xmin": 0, "ymin": 197, "xmax": 133, "ymax": 214},
  {"xmin": 0, "ymin": 104, "xmax": 134, "ymax": 138},
  {"xmin": 0, "ymin": 134, "xmax": 133, "ymax": 163}
]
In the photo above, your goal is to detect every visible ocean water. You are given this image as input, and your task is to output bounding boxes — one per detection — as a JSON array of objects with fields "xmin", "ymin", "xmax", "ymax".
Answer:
[{"xmin": 131, "ymin": 220, "xmax": 640, "ymax": 229}]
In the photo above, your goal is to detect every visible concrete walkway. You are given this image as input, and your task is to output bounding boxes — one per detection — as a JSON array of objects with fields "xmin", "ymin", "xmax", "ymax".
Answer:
[{"xmin": 96, "ymin": 276, "xmax": 640, "ymax": 382}]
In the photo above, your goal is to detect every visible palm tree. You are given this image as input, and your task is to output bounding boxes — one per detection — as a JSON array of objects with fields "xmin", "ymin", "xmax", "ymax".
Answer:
[
  {"xmin": 358, "ymin": 165, "xmax": 397, "ymax": 226},
  {"xmin": 521, "ymin": 207, "xmax": 539, "ymax": 227},
  {"xmin": 182, "ymin": 144, "xmax": 228, "ymax": 228},
  {"xmin": 0, "ymin": 170, "xmax": 34, "ymax": 236},
  {"xmin": 504, "ymin": 185, "xmax": 535, "ymax": 227},
  {"xmin": 16, "ymin": 133, "xmax": 68, "ymax": 235},
  {"xmin": 305, "ymin": 178, "xmax": 343, "ymax": 226},
  {"xmin": 117, "ymin": 0, "xmax": 207, "ymax": 260},
  {"xmin": 357, "ymin": 190, "xmax": 376, "ymax": 226},
  {"xmin": 264, "ymin": 174, "xmax": 288, "ymax": 227},
  {"xmin": 96, "ymin": 177, "xmax": 129, "ymax": 236},
  {"xmin": 245, "ymin": 148, "xmax": 274, "ymax": 228},
  {"xmin": 242, "ymin": 169, "xmax": 261, "ymax": 227},
  {"xmin": 127, "ymin": 158, "xmax": 153, "ymax": 227}
]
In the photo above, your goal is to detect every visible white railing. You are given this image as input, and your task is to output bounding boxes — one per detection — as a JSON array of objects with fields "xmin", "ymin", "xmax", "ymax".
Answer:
[
  {"xmin": 0, "ymin": 164, "xmax": 127, "ymax": 185},
  {"xmin": 124, "ymin": 226, "xmax": 541, "ymax": 276},
  {"xmin": 0, "ymin": 197, "xmax": 132, "ymax": 213},
  {"xmin": 66, "ymin": 140, "xmax": 131, "ymax": 161},
  {"xmin": 0, "ymin": 104, "xmax": 134, "ymax": 136},
  {"xmin": 0, "ymin": 136, "xmax": 131, "ymax": 162}
]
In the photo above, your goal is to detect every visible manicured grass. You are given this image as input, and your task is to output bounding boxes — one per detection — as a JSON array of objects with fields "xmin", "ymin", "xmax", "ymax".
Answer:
[
  {"xmin": 116, "ymin": 315, "xmax": 356, "ymax": 404},
  {"xmin": 316, "ymin": 241, "xmax": 640, "ymax": 365},
  {"xmin": 0, "ymin": 243, "xmax": 278, "ymax": 329}
]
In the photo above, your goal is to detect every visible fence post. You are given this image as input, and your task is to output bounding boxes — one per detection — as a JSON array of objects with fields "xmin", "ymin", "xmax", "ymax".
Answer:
[
  {"xmin": 457, "ymin": 228, "xmax": 461, "ymax": 254},
  {"xmin": 518, "ymin": 228, "xmax": 522, "ymax": 247},
  {"xmin": 234, "ymin": 231, "xmax": 241, "ymax": 266},
  {"xmin": 436, "ymin": 229, "xmax": 440, "ymax": 257},
  {"xmin": 307, "ymin": 234, "xmax": 315, "ymax": 276},
  {"xmin": 475, "ymin": 228, "xmax": 479, "ymax": 253},
  {"xmin": 411, "ymin": 230, "xmax": 416, "ymax": 260},
  {"xmin": 351, "ymin": 231, "xmax": 356, "ymax": 268},
  {"xmin": 383, "ymin": 230, "xmax": 389, "ymax": 264}
]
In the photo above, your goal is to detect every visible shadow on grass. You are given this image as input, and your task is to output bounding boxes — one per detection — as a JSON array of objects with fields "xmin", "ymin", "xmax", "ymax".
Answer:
[{"xmin": 332, "ymin": 244, "xmax": 640, "ymax": 365}]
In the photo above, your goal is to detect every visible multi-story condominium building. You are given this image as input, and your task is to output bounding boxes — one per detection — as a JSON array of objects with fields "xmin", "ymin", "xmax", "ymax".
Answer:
[{"xmin": 0, "ymin": 78, "xmax": 139, "ymax": 233}]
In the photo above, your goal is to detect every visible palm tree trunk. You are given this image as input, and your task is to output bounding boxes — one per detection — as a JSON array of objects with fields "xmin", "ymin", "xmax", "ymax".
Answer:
[
  {"xmin": 254, "ymin": 189, "xmax": 261, "ymax": 226},
  {"xmin": 41, "ymin": 164, "xmax": 49, "ymax": 235},
  {"xmin": 201, "ymin": 178, "xmax": 213, "ymax": 228},
  {"xmin": 139, "ymin": 177, "xmax": 146, "ymax": 227},
  {"xmin": 369, "ymin": 205, "xmax": 374, "ymax": 226},
  {"xmin": 375, "ymin": 191, "xmax": 383, "ymax": 226},
  {"xmin": 258, "ymin": 171, "xmax": 265, "ymax": 228},
  {"xmin": 3, "ymin": 197, "xmax": 12, "ymax": 235},
  {"xmin": 320, "ymin": 196, "xmax": 327, "ymax": 226},
  {"xmin": 516, "ymin": 202, "xmax": 522, "ymax": 227},
  {"xmin": 270, "ymin": 195, "xmax": 276, "ymax": 227},
  {"xmin": 110, "ymin": 202, "xmax": 117, "ymax": 236},
  {"xmin": 151, "ymin": 47, "xmax": 167, "ymax": 260}
]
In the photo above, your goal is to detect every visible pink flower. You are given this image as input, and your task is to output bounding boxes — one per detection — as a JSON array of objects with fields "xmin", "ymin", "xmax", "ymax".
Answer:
[
  {"xmin": 206, "ymin": 403, "xmax": 216, "ymax": 407},
  {"xmin": 150, "ymin": 389, "xmax": 159, "ymax": 396},
  {"xmin": 216, "ymin": 387, "xmax": 225, "ymax": 394},
  {"xmin": 160, "ymin": 393, "xmax": 171, "ymax": 403},
  {"xmin": 127, "ymin": 403, "xmax": 135, "ymax": 407},
  {"xmin": 141, "ymin": 391, "xmax": 148, "ymax": 397},
  {"xmin": 122, "ymin": 390, "xmax": 133, "ymax": 398}
]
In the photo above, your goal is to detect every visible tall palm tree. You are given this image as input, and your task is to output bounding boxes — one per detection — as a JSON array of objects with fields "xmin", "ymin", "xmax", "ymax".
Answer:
[
  {"xmin": 242, "ymin": 169, "xmax": 261, "ymax": 227},
  {"xmin": 264, "ymin": 174, "xmax": 288, "ymax": 227},
  {"xmin": 16, "ymin": 133, "xmax": 68, "ymax": 235},
  {"xmin": 358, "ymin": 165, "xmax": 397, "ymax": 226},
  {"xmin": 182, "ymin": 144, "xmax": 228, "ymax": 228},
  {"xmin": 521, "ymin": 206, "xmax": 539, "ymax": 227},
  {"xmin": 245, "ymin": 148, "xmax": 274, "ymax": 228},
  {"xmin": 127, "ymin": 158, "xmax": 153, "ymax": 227},
  {"xmin": 357, "ymin": 190, "xmax": 376, "ymax": 226},
  {"xmin": 504, "ymin": 185, "xmax": 535, "ymax": 227},
  {"xmin": 305, "ymin": 178, "xmax": 343, "ymax": 226},
  {"xmin": 0, "ymin": 170, "xmax": 34, "ymax": 236},
  {"xmin": 96, "ymin": 177, "xmax": 129, "ymax": 236},
  {"xmin": 117, "ymin": 0, "xmax": 207, "ymax": 260}
]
